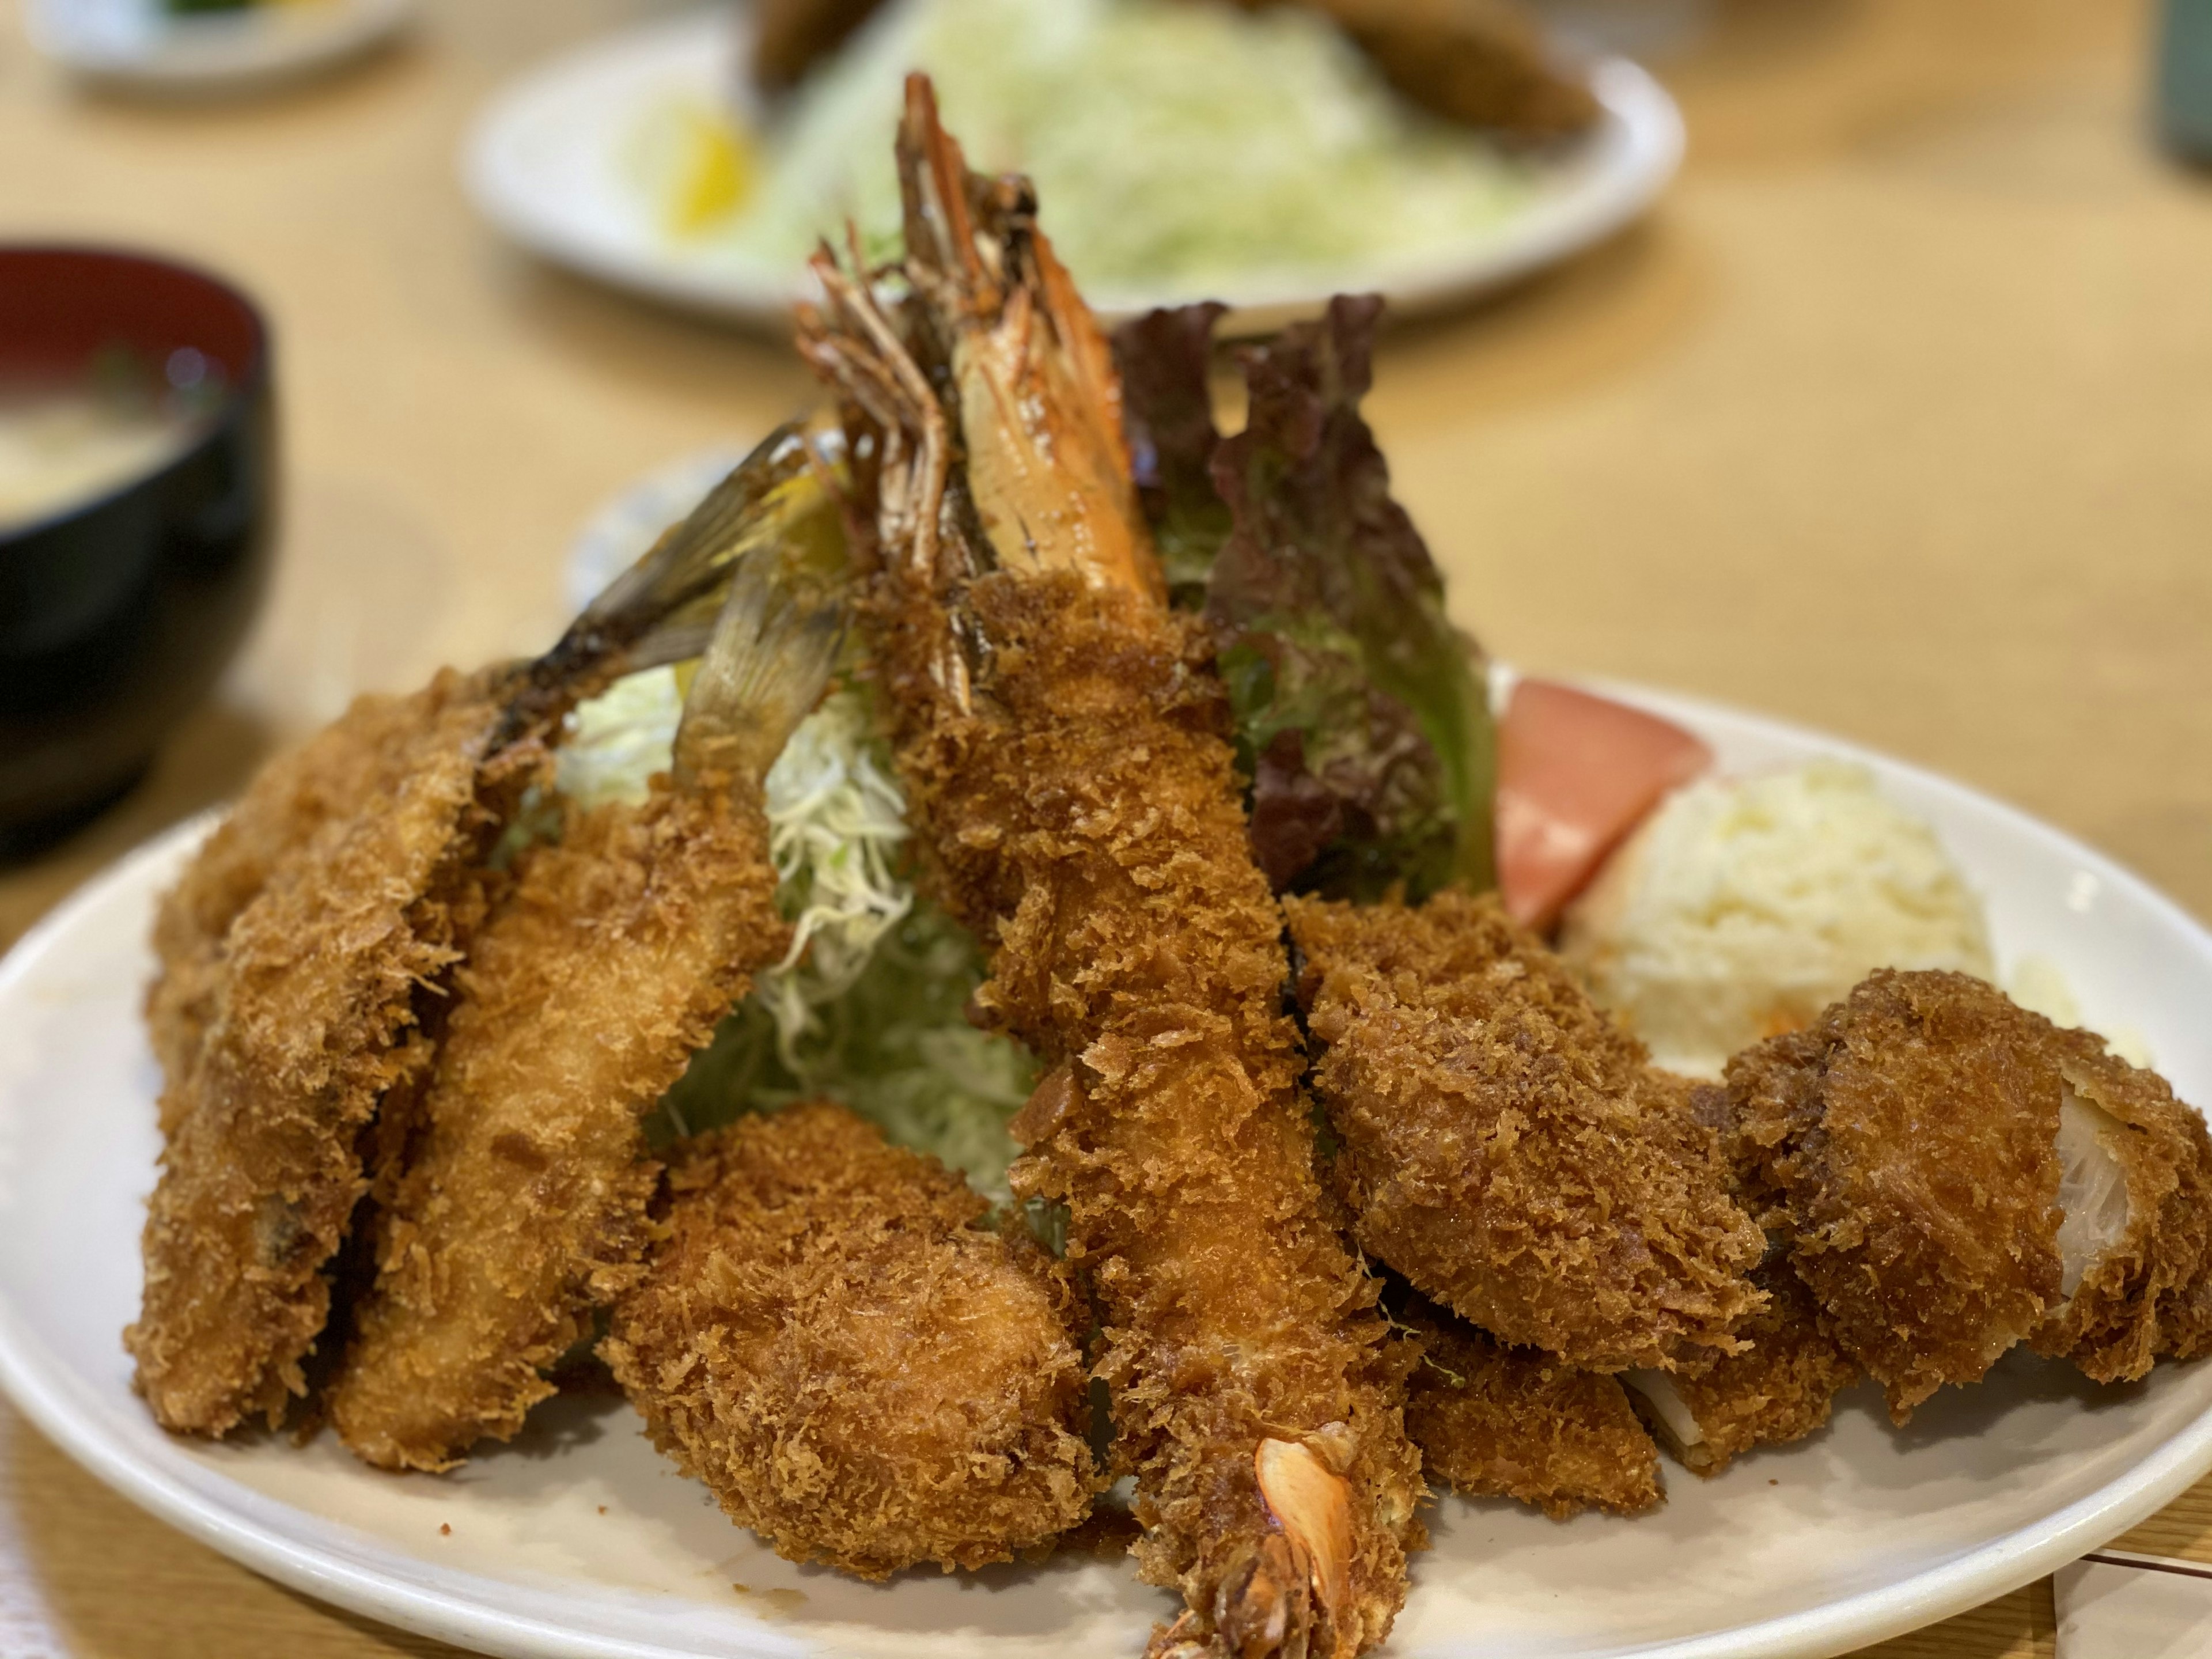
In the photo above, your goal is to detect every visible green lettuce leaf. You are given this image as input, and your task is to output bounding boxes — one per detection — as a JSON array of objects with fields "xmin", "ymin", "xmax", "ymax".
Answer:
[{"xmin": 1113, "ymin": 293, "xmax": 1495, "ymax": 899}]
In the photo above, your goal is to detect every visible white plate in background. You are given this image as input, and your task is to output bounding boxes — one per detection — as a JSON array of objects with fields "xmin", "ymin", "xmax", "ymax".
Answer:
[
  {"xmin": 22, "ymin": 0, "xmax": 412, "ymax": 93},
  {"xmin": 1, "ymin": 688, "xmax": 2209, "ymax": 1658},
  {"xmin": 463, "ymin": 6, "xmax": 1682, "ymax": 335}
]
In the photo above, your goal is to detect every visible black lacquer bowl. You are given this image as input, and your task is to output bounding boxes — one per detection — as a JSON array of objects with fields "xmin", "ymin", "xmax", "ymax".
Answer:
[{"xmin": 0, "ymin": 248, "xmax": 275, "ymax": 852}]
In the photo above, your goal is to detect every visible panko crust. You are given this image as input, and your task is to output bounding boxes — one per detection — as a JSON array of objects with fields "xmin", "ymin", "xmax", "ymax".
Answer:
[
  {"xmin": 1727, "ymin": 969, "xmax": 2068, "ymax": 1421},
  {"xmin": 1395, "ymin": 1299, "xmax": 1661, "ymax": 1520},
  {"xmin": 603, "ymin": 1101, "xmax": 1097, "ymax": 1578},
  {"xmin": 2032, "ymin": 1031, "xmax": 2212, "ymax": 1382},
  {"xmin": 127, "ymin": 669, "xmax": 522, "ymax": 1436},
  {"xmin": 874, "ymin": 571, "xmax": 1425, "ymax": 1657},
  {"xmin": 327, "ymin": 781, "xmax": 784, "ymax": 1471},
  {"xmin": 1285, "ymin": 891, "xmax": 1767, "ymax": 1373},
  {"xmin": 1650, "ymin": 1258, "xmax": 1859, "ymax": 1476},
  {"xmin": 143, "ymin": 672, "xmax": 513, "ymax": 1138}
]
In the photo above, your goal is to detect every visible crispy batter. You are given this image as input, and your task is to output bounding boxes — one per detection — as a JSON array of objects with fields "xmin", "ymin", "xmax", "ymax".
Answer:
[
  {"xmin": 603, "ymin": 1101, "xmax": 1097, "ymax": 1575},
  {"xmin": 143, "ymin": 678, "xmax": 501, "ymax": 1138},
  {"xmin": 325, "ymin": 781, "xmax": 785, "ymax": 1470},
  {"xmin": 798, "ymin": 79, "xmax": 1422, "ymax": 1659},
  {"xmin": 1727, "ymin": 970, "xmax": 2077, "ymax": 1421},
  {"xmin": 1630, "ymin": 1257, "xmax": 1859, "ymax": 1477},
  {"xmin": 1395, "ymin": 1297, "xmax": 1660, "ymax": 1520},
  {"xmin": 2032, "ymin": 1027, "xmax": 2212, "ymax": 1380},
  {"xmin": 1285, "ymin": 891, "xmax": 1766, "ymax": 1373},
  {"xmin": 125, "ymin": 670, "xmax": 522, "ymax": 1436}
]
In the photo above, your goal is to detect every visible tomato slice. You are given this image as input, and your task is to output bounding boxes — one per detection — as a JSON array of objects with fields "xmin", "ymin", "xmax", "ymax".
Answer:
[{"xmin": 1495, "ymin": 679, "xmax": 1713, "ymax": 931}]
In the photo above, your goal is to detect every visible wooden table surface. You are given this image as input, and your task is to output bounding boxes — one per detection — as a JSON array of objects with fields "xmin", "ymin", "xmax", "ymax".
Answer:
[{"xmin": 4, "ymin": 0, "xmax": 2209, "ymax": 1653}]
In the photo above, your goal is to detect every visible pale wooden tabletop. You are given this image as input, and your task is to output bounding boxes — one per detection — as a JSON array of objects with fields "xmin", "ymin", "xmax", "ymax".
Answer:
[{"xmin": 3, "ymin": 0, "xmax": 2210, "ymax": 1653}]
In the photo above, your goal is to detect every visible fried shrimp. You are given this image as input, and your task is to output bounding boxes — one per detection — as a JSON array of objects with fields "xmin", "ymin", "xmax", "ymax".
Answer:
[
  {"xmin": 604, "ymin": 1101, "xmax": 1096, "ymax": 1574},
  {"xmin": 1393, "ymin": 1297, "xmax": 1661, "ymax": 1520},
  {"xmin": 1285, "ymin": 891, "xmax": 1766, "ymax": 1374},
  {"xmin": 1729, "ymin": 969, "xmax": 2212, "ymax": 1418},
  {"xmin": 128, "ymin": 435, "xmax": 828, "ymax": 1441},
  {"xmin": 325, "ymin": 556, "xmax": 839, "ymax": 1472},
  {"xmin": 797, "ymin": 77, "xmax": 1422, "ymax": 1659}
]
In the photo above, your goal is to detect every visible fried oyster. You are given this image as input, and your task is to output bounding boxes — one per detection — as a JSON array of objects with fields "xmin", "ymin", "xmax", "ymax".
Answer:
[{"xmin": 605, "ymin": 1101, "xmax": 1097, "ymax": 1575}]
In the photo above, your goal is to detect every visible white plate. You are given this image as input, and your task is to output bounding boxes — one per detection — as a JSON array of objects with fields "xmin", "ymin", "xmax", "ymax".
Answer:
[
  {"xmin": 22, "ymin": 0, "xmax": 412, "ymax": 93},
  {"xmin": 2, "ymin": 687, "xmax": 2210, "ymax": 1659},
  {"xmin": 461, "ymin": 6, "xmax": 1683, "ymax": 334}
]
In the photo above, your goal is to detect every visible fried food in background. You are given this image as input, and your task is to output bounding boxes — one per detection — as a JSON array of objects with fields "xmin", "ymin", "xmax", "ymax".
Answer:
[
  {"xmin": 1394, "ymin": 1296, "xmax": 1661, "ymax": 1520},
  {"xmin": 604, "ymin": 1101, "xmax": 1097, "ymax": 1575},
  {"xmin": 1721, "ymin": 969, "xmax": 2211, "ymax": 1420},
  {"xmin": 752, "ymin": 0, "xmax": 884, "ymax": 91},
  {"xmin": 800, "ymin": 77, "xmax": 1422, "ymax": 1659},
  {"xmin": 755, "ymin": 0, "xmax": 1594, "ymax": 138},
  {"xmin": 1623, "ymin": 1258, "xmax": 1858, "ymax": 1477},
  {"xmin": 1244, "ymin": 0, "xmax": 1597, "ymax": 136},
  {"xmin": 328, "ymin": 563, "xmax": 837, "ymax": 1471},
  {"xmin": 1286, "ymin": 889, "xmax": 1766, "ymax": 1374}
]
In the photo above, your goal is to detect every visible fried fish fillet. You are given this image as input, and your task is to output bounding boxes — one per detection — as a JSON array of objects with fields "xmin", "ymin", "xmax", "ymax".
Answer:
[
  {"xmin": 326, "ymin": 565, "xmax": 835, "ymax": 1471},
  {"xmin": 1395, "ymin": 1297, "xmax": 1661, "ymax": 1520},
  {"xmin": 1285, "ymin": 891, "xmax": 1766, "ymax": 1373},
  {"xmin": 1729, "ymin": 969, "xmax": 2212, "ymax": 1417},
  {"xmin": 127, "ymin": 669, "xmax": 525, "ymax": 1437},
  {"xmin": 799, "ymin": 78, "xmax": 1423, "ymax": 1659},
  {"xmin": 604, "ymin": 1101, "xmax": 1097, "ymax": 1575}
]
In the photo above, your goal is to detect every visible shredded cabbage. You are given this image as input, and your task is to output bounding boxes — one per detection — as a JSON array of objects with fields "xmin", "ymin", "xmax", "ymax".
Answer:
[
  {"xmin": 554, "ymin": 670, "xmax": 1033, "ymax": 1195},
  {"xmin": 680, "ymin": 0, "xmax": 1532, "ymax": 293}
]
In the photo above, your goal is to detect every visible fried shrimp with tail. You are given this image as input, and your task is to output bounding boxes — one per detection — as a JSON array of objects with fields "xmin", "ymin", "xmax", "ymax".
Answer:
[
  {"xmin": 127, "ymin": 442, "xmax": 821, "ymax": 1441},
  {"xmin": 326, "ymin": 552, "xmax": 840, "ymax": 1472},
  {"xmin": 796, "ymin": 77, "xmax": 1423, "ymax": 1659},
  {"xmin": 605, "ymin": 1101, "xmax": 1097, "ymax": 1575},
  {"xmin": 1285, "ymin": 891, "xmax": 1767, "ymax": 1373}
]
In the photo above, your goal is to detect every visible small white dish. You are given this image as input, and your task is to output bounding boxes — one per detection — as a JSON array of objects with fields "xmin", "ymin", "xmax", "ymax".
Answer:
[
  {"xmin": 23, "ymin": 0, "xmax": 412, "ymax": 95},
  {"xmin": 462, "ymin": 6, "xmax": 1683, "ymax": 334},
  {"xmin": 0, "ymin": 685, "xmax": 2208, "ymax": 1658}
]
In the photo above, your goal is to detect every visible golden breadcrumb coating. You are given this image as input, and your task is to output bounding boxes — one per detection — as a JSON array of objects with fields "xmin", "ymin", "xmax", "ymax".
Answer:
[
  {"xmin": 1727, "ymin": 969, "xmax": 2077, "ymax": 1421},
  {"xmin": 143, "ymin": 675, "xmax": 509, "ymax": 1138},
  {"xmin": 1285, "ymin": 891, "xmax": 1766, "ymax": 1373},
  {"xmin": 800, "ymin": 78, "xmax": 1422, "ymax": 1659},
  {"xmin": 126, "ymin": 670, "xmax": 521, "ymax": 1436},
  {"xmin": 2030, "ymin": 1027, "xmax": 2212, "ymax": 1381},
  {"xmin": 892, "ymin": 575, "xmax": 1426, "ymax": 1659},
  {"xmin": 1635, "ymin": 1257, "xmax": 1859, "ymax": 1476},
  {"xmin": 1394, "ymin": 1297, "xmax": 1660, "ymax": 1520},
  {"xmin": 604, "ymin": 1101, "xmax": 1097, "ymax": 1576},
  {"xmin": 326, "ymin": 781, "xmax": 785, "ymax": 1471}
]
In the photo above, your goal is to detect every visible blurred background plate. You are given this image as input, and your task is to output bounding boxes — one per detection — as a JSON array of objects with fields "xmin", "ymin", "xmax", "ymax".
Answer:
[
  {"xmin": 463, "ymin": 5, "xmax": 1683, "ymax": 334},
  {"xmin": 22, "ymin": 0, "xmax": 414, "ymax": 94},
  {"xmin": 1, "ymin": 690, "xmax": 2209, "ymax": 1659}
]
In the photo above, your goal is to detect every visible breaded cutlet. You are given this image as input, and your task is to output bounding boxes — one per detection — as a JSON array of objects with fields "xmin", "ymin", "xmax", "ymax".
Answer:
[
  {"xmin": 1286, "ymin": 890, "xmax": 1767, "ymax": 1373},
  {"xmin": 603, "ymin": 1102, "xmax": 1098, "ymax": 1579}
]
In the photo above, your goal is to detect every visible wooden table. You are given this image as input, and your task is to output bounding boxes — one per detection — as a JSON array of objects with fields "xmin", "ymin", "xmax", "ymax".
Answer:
[{"xmin": 3, "ymin": 0, "xmax": 2209, "ymax": 1652}]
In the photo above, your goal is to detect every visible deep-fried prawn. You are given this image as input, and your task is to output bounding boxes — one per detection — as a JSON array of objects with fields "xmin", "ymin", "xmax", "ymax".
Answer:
[
  {"xmin": 1394, "ymin": 1297, "xmax": 1660, "ymax": 1520},
  {"xmin": 326, "ymin": 562, "xmax": 836, "ymax": 1470},
  {"xmin": 1285, "ymin": 890, "xmax": 1766, "ymax": 1373},
  {"xmin": 604, "ymin": 1100, "xmax": 1097, "ymax": 1574},
  {"xmin": 798, "ymin": 77, "xmax": 1422, "ymax": 1659}
]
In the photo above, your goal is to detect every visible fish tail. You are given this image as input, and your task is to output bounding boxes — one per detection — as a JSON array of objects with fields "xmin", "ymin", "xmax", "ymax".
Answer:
[{"xmin": 673, "ymin": 552, "xmax": 844, "ymax": 789}]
